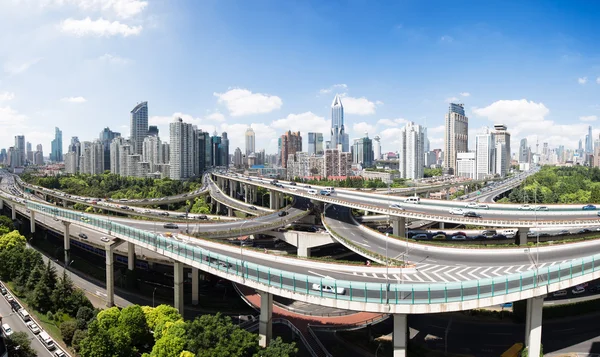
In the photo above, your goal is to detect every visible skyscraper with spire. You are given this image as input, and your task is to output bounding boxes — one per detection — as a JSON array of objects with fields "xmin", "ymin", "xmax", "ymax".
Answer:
[{"xmin": 330, "ymin": 95, "xmax": 347, "ymax": 151}]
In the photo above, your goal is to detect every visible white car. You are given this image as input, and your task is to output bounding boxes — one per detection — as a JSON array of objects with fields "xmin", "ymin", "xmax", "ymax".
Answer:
[
  {"xmin": 26, "ymin": 321, "xmax": 41, "ymax": 334},
  {"xmin": 311, "ymin": 283, "xmax": 345, "ymax": 295},
  {"xmin": 464, "ymin": 202, "xmax": 479, "ymax": 209},
  {"xmin": 572, "ymin": 285, "xmax": 586, "ymax": 294},
  {"xmin": 289, "ymin": 187, "xmax": 297, "ymax": 191},
  {"xmin": 1, "ymin": 323, "xmax": 13, "ymax": 337},
  {"xmin": 477, "ymin": 204, "xmax": 489, "ymax": 210},
  {"xmin": 143, "ymin": 209, "xmax": 151, "ymax": 214},
  {"xmin": 389, "ymin": 204, "xmax": 404, "ymax": 210},
  {"xmin": 449, "ymin": 208, "xmax": 464, "ymax": 215},
  {"xmin": 100, "ymin": 237, "xmax": 110, "ymax": 243},
  {"xmin": 518, "ymin": 204, "xmax": 533, "ymax": 210}
]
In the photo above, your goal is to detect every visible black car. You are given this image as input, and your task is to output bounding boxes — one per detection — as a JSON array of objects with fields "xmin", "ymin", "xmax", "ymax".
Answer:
[
  {"xmin": 463, "ymin": 211, "xmax": 481, "ymax": 218},
  {"xmin": 589, "ymin": 284, "xmax": 600, "ymax": 293},
  {"xmin": 197, "ymin": 214, "xmax": 208, "ymax": 220},
  {"xmin": 177, "ymin": 214, "xmax": 187, "ymax": 218},
  {"xmin": 289, "ymin": 182, "xmax": 296, "ymax": 186},
  {"xmin": 248, "ymin": 206, "xmax": 258, "ymax": 210},
  {"xmin": 492, "ymin": 234, "xmax": 508, "ymax": 240},
  {"xmin": 278, "ymin": 211, "xmax": 288, "ymax": 217},
  {"xmin": 159, "ymin": 212, "xmax": 170, "ymax": 216},
  {"xmin": 163, "ymin": 223, "xmax": 179, "ymax": 229},
  {"xmin": 78, "ymin": 233, "xmax": 88, "ymax": 239}
]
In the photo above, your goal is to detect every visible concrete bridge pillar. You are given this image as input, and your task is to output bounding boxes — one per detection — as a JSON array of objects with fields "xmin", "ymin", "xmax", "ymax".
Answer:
[
  {"xmin": 297, "ymin": 237, "xmax": 311, "ymax": 257},
  {"xmin": 392, "ymin": 217, "xmax": 406, "ymax": 237},
  {"xmin": 269, "ymin": 190, "xmax": 278, "ymax": 210},
  {"xmin": 216, "ymin": 202, "xmax": 222, "ymax": 213},
  {"xmin": 229, "ymin": 181, "xmax": 235, "ymax": 197},
  {"xmin": 127, "ymin": 242, "xmax": 135, "ymax": 271},
  {"xmin": 252, "ymin": 187, "xmax": 257, "ymax": 203},
  {"xmin": 174, "ymin": 262, "xmax": 184, "ymax": 315},
  {"xmin": 105, "ymin": 243, "xmax": 115, "ymax": 307},
  {"xmin": 62, "ymin": 199, "xmax": 67, "ymax": 208},
  {"xmin": 29, "ymin": 210, "xmax": 35, "ymax": 233},
  {"xmin": 11, "ymin": 205, "xmax": 16, "ymax": 220},
  {"xmin": 63, "ymin": 222, "xmax": 71, "ymax": 265},
  {"xmin": 0, "ymin": 199, "xmax": 4, "ymax": 210},
  {"xmin": 259, "ymin": 291, "xmax": 273, "ymax": 348},
  {"xmin": 518, "ymin": 227, "xmax": 529, "ymax": 246},
  {"xmin": 393, "ymin": 314, "xmax": 407, "ymax": 357},
  {"xmin": 228, "ymin": 207, "xmax": 233, "ymax": 217},
  {"xmin": 191, "ymin": 267, "xmax": 199, "ymax": 305},
  {"xmin": 439, "ymin": 222, "xmax": 445, "ymax": 229},
  {"xmin": 244, "ymin": 184, "xmax": 249, "ymax": 202},
  {"xmin": 525, "ymin": 296, "xmax": 543, "ymax": 357}
]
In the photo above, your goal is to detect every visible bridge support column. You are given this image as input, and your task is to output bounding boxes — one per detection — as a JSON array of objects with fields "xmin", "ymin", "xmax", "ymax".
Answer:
[
  {"xmin": 259, "ymin": 291, "xmax": 273, "ymax": 348},
  {"xmin": 269, "ymin": 190, "xmax": 278, "ymax": 210},
  {"xmin": 439, "ymin": 222, "xmax": 445, "ymax": 229},
  {"xmin": 244, "ymin": 184, "xmax": 249, "ymax": 203},
  {"xmin": 229, "ymin": 181, "xmax": 234, "ymax": 197},
  {"xmin": 11, "ymin": 205, "xmax": 16, "ymax": 220},
  {"xmin": 279, "ymin": 192, "xmax": 285, "ymax": 208},
  {"xmin": 0, "ymin": 199, "xmax": 4, "ymax": 210},
  {"xmin": 29, "ymin": 211, "xmax": 35, "ymax": 233},
  {"xmin": 252, "ymin": 187, "xmax": 257, "ymax": 203},
  {"xmin": 191, "ymin": 267, "xmax": 199, "ymax": 305},
  {"xmin": 174, "ymin": 261, "xmax": 184, "ymax": 315},
  {"xmin": 525, "ymin": 296, "xmax": 543, "ymax": 357},
  {"xmin": 63, "ymin": 222, "xmax": 71, "ymax": 265},
  {"xmin": 518, "ymin": 227, "xmax": 529, "ymax": 246},
  {"xmin": 297, "ymin": 238, "xmax": 311, "ymax": 257},
  {"xmin": 216, "ymin": 202, "xmax": 221, "ymax": 213},
  {"xmin": 62, "ymin": 200, "xmax": 67, "ymax": 208},
  {"xmin": 392, "ymin": 217, "xmax": 406, "ymax": 237},
  {"xmin": 127, "ymin": 242, "xmax": 135, "ymax": 271},
  {"xmin": 105, "ymin": 243, "xmax": 115, "ymax": 307},
  {"xmin": 393, "ymin": 314, "xmax": 407, "ymax": 357},
  {"xmin": 228, "ymin": 207, "xmax": 233, "ymax": 217}
]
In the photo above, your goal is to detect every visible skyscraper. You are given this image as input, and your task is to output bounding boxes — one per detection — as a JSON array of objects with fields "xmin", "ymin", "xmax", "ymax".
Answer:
[
  {"xmin": 330, "ymin": 95, "xmax": 346, "ymax": 151},
  {"xmin": 373, "ymin": 135, "xmax": 381, "ymax": 160},
  {"xmin": 245, "ymin": 126, "xmax": 255, "ymax": 156},
  {"xmin": 352, "ymin": 133, "xmax": 374, "ymax": 168},
  {"xmin": 220, "ymin": 132, "xmax": 229, "ymax": 167},
  {"xmin": 443, "ymin": 103, "xmax": 468, "ymax": 175},
  {"xmin": 148, "ymin": 125, "xmax": 159, "ymax": 137},
  {"xmin": 14, "ymin": 135, "xmax": 25, "ymax": 167},
  {"xmin": 50, "ymin": 127, "xmax": 63, "ymax": 162},
  {"xmin": 130, "ymin": 101, "xmax": 148, "ymax": 155},
  {"xmin": 26, "ymin": 142, "xmax": 33, "ymax": 163},
  {"xmin": 519, "ymin": 138, "xmax": 529, "ymax": 163},
  {"xmin": 100, "ymin": 127, "xmax": 121, "ymax": 171},
  {"xmin": 307, "ymin": 132, "xmax": 324, "ymax": 156},
  {"xmin": 493, "ymin": 124, "xmax": 511, "ymax": 174},
  {"xmin": 398, "ymin": 122, "xmax": 426, "ymax": 179},
  {"xmin": 586, "ymin": 125, "xmax": 593, "ymax": 154},
  {"xmin": 280, "ymin": 131, "xmax": 302, "ymax": 168},
  {"xmin": 170, "ymin": 117, "xmax": 195, "ymax": 180},
  {"xmin": 475, "ymin": 130, "xmax": 495, "ymax": 180}
]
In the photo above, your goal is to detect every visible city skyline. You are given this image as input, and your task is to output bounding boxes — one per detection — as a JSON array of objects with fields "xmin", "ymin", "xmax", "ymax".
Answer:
[{"xmin": 3, "ymin": 1, "xmax": 600, "ymax": 155}]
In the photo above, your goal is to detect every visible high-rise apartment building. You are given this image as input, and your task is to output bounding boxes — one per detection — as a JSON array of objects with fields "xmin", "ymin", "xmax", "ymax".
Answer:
[
  {"xmin": 443, "ymin": 103, "xmax": 468, "ymax": 175},
  {"xmin": 245, "ymin": 127, "xmax": 255, "ymax": 156},
  {"xmin": 324, "ymin": 148, "xmax": 351, "ymax": 178},
  {"xmin": 308, "ymin": 132, "xmax": 324, "ymax": 156},
  {"xmin": 493, "ymin": 124, "xmax": 511, "ymax": 174},
  {"xmin": 100, "ymin": 127, "xmax": 121, "ymax": 171},
  {"xmin": 34, "ymin": 144, "xmax": 44, "ymax": 166},
  {"xmin": 170, "ymin": 117, "xmax": 195, "ymax": 180},
  {"xmin": 456, "ymin": 152, "xmax": 476, "ymax": 179},
  {"xmin": 519, "ymin": 138, "xmax": 529, "ymax": 163},
  {"xmin": 330, "ymin": 95, "xmax": 347, "ymax": 152},
  {"xmin": 26, "ymin": 142, "xmax": 33, "ymax": 163},
  {"xmin": 373, "ymin": 135, "xmax": 381, "ymax": 161},
  {"xmin": 64, "ymin": 152, "xmax": 78, "ymax": 174},
  {"xmin": 287, "ymin": 152, "xmax": 311, "ymax": 179},
  {"xmin": 14, "ymin": 135, "xmax": 25, "ymax": 167},
  {"xmin": 50, "ymin": 127, "xmax": 63, "ymax": 162},
  {"xmin": 495, "ymin": 142, "xmax": 507, "ymax": 177},
  {"xmin": 233, "ymin": 147, "xmax": 243, "ymax": 168},
  {"xmin": 398, "ymin": 122, "xmax": 426, "ymax": 180},
  {"xmin": 586, "ymin": 125, "xmax": 593, "ymax": 154},
  {"xmin": 280, "ymin": 131, "xmax": 302, "ymax": 168},
  {"xmin": 142, "ymin": 135, "xmax": 163, "ymax": 172},
  {"xmin": 475, "ymin": 131, "xmax": 495, "ymax": 180},
  {"xmin": 352, "ymin": 134, "xmax": 374, "ymax": 168},
  {"xmin": 130, "ymin": 101, "xmax": 148, "ymax": 155}
]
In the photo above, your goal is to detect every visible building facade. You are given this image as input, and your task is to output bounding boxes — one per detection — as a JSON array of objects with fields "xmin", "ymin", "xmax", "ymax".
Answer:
[
  {"xmin": 352, "ymin": 134, "xmax": 374, "ymax": 168},
  {"xmin": 475, "ymin": 131, "xmax": 495, "ymax": 180},
  {"xmin": 443, "ymin": 103, "xmax": 468, "ymax": 175},
  {"xmin": 456, "ymin": 152, "xmax": 476, "ymax": 179},
  {"xmin": 280, "ymin": 131, "xmax": 302, "ymax": 168},
  {"xmin": 398, "ymin": 122, "xmax": 426, "ymax": 180},
  {"xmin": 330, "ymin": 95, "xmax": 348, "ymax": 152},
  {"xmin": 245, "ymin": 127, "xmax": 255, "ymax": 156},
  {"xmin": 493, "ymin": 124, "xmax": 511, "ymax": 174},
  {"xmin": 307, "ymin": 132, "xmax": 324, "ymax": 156},
  {"xmin": 324, "ymin": 148, "xmax": 351, "ymax": 178},
  {"xmin": 50, "ymin": 127, "xmax": 63, "ymax": 162},
  {"xmin": 130, "ymin": 101, "xmax": 148, "ymax": 155}
]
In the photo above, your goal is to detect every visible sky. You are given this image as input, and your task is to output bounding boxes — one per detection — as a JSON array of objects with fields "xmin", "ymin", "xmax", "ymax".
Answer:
[{"xmin": 2, "ymin": 0, "xmax": 600, "ymax": 157}]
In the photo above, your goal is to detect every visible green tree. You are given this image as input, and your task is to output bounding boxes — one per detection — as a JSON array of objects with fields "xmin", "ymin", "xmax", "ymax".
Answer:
[
  {"xmin": 72, "ymin": 329, "xmax": 88, "ymax": 352},
  {"xmin": 0, "ymin": 215, "xmax": 15, "ymax": 230},
  {"xmin": 180, "ymin": 352, "xmax": 196, "ymax": 357},
  {"xmin": 143, "ymin": 304, "xmax": 182, "ymax": 336},
  {"xmin": 257, "ymin": 337, "xmax": 298, "ymax": 357},
  {"xmin": 76, "ymin": 306, "xmax": 96, "ymax": 330},
  {"xmin": 25, "ymin": 264, "xmax": 43, "ymax": 291},
  {"xmin": 31, "ymin": 260, "xmax": 58, "ymax": 312},
  {"xmin": 60, "ymin": 320, "xmax": 78, "ymax": 345},
  {"xmin": 6, "ymin": 331, "xmax": 36, "ymax": 357},
  {"xmin": 96, "ymin": 306, "xmax": 121, "ymax": 330},
  {"xmin": 0, "ymin": 230, "xmax": 26, "ymax": 251},
  {"xmin": 119, "ymin": 305, "xmax": 152, "ymax": 349},
  {"xmin": 150, "ymin": 320, "xmax": 188, "ymax": 357},
  {"xmin": 79, "ymin": 320, "xmax": 117, "ymax": 357},
  {"xmin": 52, "ymin": 270, "xmax": 75, "ymax": 311}
]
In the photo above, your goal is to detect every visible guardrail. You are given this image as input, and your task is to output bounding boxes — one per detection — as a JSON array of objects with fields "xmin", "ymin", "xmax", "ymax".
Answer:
[
  {"xmin": 208, "ymin": 180, "xmax": 272, "ymax": 216},
  {"xmin": 22, "ymin": 198, "xmax": 600, "ymax": 312}
]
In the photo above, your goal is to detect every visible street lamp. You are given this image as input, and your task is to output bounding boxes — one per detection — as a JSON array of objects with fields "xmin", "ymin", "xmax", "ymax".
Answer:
[
  {"xmin": 239, "ymin": 220, "xmax": 249, "ymax": 279},
  {"xmin": 152, "ymin": 287, "xmax": 158, "ymax": 307}
]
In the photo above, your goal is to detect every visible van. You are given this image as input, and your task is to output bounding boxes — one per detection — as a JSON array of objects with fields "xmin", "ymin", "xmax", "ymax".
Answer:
[
  {"xmin": 39, "ymin": 332, "xmax": 56, "ymax": 350},
  {"xmin": 323, "ymin": 187, "xmax": 335, "ymax": 193},
  {"xmin": 307, "ymin": 189, "xmax": 318, "ymax": 195},
  {"xmin": 404, "ymin": 197, "xmax": 420, "ymax": 204},
  {"xmin": 502, "ymin": 229, "xmax": 517, "ymax": 237},
  {"xmin": 18, "ymin": 308, "xmax": 31, "ymax": 321},
  {"xmin": 552, "ymin": 290, "xmax": 567, "ymax": 297}
]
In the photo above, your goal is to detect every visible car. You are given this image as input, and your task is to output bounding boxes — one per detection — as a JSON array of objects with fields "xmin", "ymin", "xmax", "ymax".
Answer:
[
  {"xmin": 26, "ymin": 321, "xmax": 41, "ymax": 334},
  {"xmin": 449, "ymin": 208, "xmax": 464, "ymax": 215},
  {"xmin": 552, "ymin": 290, "xmax": 567, "ymax": 297},
  {"xmin": 482, "ymin": 230, "xmax": 497, "ymax": 238},
  {"xmin": 465, "ymin": 202, "xmax": 479, "ymax": 209},
  {"xmin": 534, "ymin": 206, "xmax": 549, "ymax": 211},
  {"xmin": 582, "ymin": 204, "xmax": 597, "ymax": 210},
  {"xmin": 177, "ymin": 214, "xmax": 187, "ymax": 218},
  {"xmin": 518, "ymin": 204, "xmax": 533, "ymax": 210},
  {"xmin": 100, "ymin": 236, "xmax": 110, "ymax": 243},
  {"xmin": 451, "ymin": 234, "xmax": 467, "ymax": 240},
  {"xmin": 78, "ymin": 233, "xmax": 88, "ymax": 239},
  {"xmin": 1, "ymin": 323, "xmax": 13, "ymax": 337},
  {"xmin": 589, "ymin": 284, "xmax": 600, "ymax": 293},
  {"xmin": 289, "ymin": 182, "xmax": 296, "ymax": 186},
  {"xmin": 278, "ymin": 211, "xmax": 288, "ymax": 217},
  {"xmin": 143, "ymin": 209, "xmax": 151, "ymax": 214},
  {"xmin": 0, "ymin": 287, "xmax": 6, "ymax": 295},
  {"xmin": 477, "ymin": 204, "xmax": 489, "ymax": 210},
  {"xmin": 54, "ymin": 350, "xmax": 67, "ymax": 357},
  {"xmin": 159, "ymin": 212, "xmax": 170, "ymax": 216},
  {"xmin": 463, "ymin": 211, "xmax": 481, "ymax": 218},
  {"xmin": 319, "ymin": 190, "xmax": 330, "ymax": 196},
  {"xmin": 412, "ymin": 233, "xmax": 429, "ymax": 240},
  {"xmin": 501, "ymin": 302, "xmax": 513, "ymax": 308},
  {"xmin": 197, "ymin": 214, "xmax": 208, "ymax": 220},
  {"xmin": 577, "ymin": 228, "xmax": 592, "ymax": 234},
  {"xmin": 432, "ymin": 233, "xmax": 446, "ymax": 240},
  {"xmin": 558, "ymin": 229, "xmax": 570, "ymax": 235},
  {"xmin": 572, "ymin": 285, "xmax": 586, "ymax": 294},
  {"xmin": 5, "ymin": 294, "xmax": 14, "ymax": 302},
  {"xmin": 248, "ymin": 206, "xmax": 258, "ymax": 210},
  {"xmin": 311, "ymin": 283, "xmax": 345, "ymax": 295},
  {"xmin": 289, "ymin": 187, "xmax": 297, "ymax": 191},
  {"xmin": 163, "ymin": 223, "xmax": 179, "ymax": 229},
  {"xmin": 80, "ymin": 217, "xmax": 90, "ymax": 223},
  {"xmin": 492, "ymin": 234, "xmax": 508, "ymax": 240},
  {"xmin": 389, "ymin": 204, "xmax": 404, "ymax": 210}
]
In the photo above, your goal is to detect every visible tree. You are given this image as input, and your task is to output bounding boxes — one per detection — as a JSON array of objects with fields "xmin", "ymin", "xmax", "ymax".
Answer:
[
  {"xmin": 76, "ymin": 306, "xmax": 96, "ymax": 330},
  {"xmin": 143, "ymin": 304, "xmax": 182, "ymax": 335},
  {"xmin": 6, "ymin": 331, "xmax": 36, "ymax": 357},
  {"xmin": 96, "ymin": 306, "xmax": 121, "ymax": 330},
  {"xmin": 184, "ymin": 313, "xmax": 259, "ymax": 357},
  {"xmin": 79, "ymin": 320, "xmax": 117, "ymax": 357},
  {"xmin": 60, "ymin": 320, "xmax": 78, "ymax": 345},
  {"xmin": 52, "ymin": 270, "xmax": 75, "ymax": 311},
  {"xmin": 25, "ymin": 264, "xmax": 42, "ymax": 292},
  {"xmin": 0, "ymin": 230, "xmax": 26, "ymax": 251},
  {"xmin": 31, "ymin": 260, "xmax": 58, "ymax": 312},
  {"xmin": 118, "ymin": 305, "xmax": 152, "ymax": 349},
  {"xmin": 0, "ymin": 215, "xmax": 15, "ymax": 230},
  {"xmin": 257, "ymin": 337, "xmax": 298, "ymax": 357},
  {"xmin": 72, "ymin": 329, "xmax": 88, "ymax": 352},
  {"xmin": 150, "ymin": 320, "xmax": 187, "ymax": 357},
  {"xmin": 180, "ymin": 352, "xmax": 196, "ymax": 357}
]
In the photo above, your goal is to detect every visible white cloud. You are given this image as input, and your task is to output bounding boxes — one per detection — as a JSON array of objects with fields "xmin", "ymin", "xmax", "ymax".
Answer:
[
  {"xmin": 319, "ymin": 84, "xmax": 347, "ymax": 95},
  {"xmin": 60, "ymin": 17, "xmax": 142, "ymax": 37},
  {"xmin": 440, "ymin": 35, "xmax": 454, "ymax": 43},
  {"xmin": 578, "ymin": 77, "xmax": 588, "ymax": 84},
  {"xmin": 98, "ymin": 53, "xmax": 131, "ymax": 65},
  {"xmin": 429, "ymin": 125, "xmax": 445, "ymax": 134},
  {"xmin": 445, "ymin": 97, "xmax": 459, "ymax": 103},
  {"xmin": 214, "ymin": 88, "xmax": 282, "ymax": 117},
  {"xmin": 0, "ymin": 106, "xmax": 27, "ymax": 125},
  {"xmin": 0, "ymin": 92, "xmax": 15, "ymax": 101},
  {"xmin": 61, "ymin": 96, "xmax": 87, "ymax": 103},
  {"xmin": 597, "ymin": 77, "xmax": 600, "ymax": 85},
  {"xmin": 205, "ymin": 112, "xmax": 225, "ymax": 122},
  {"xmin": 472, "ymin": 99, "xmax": 549, "ymax": 124},
  {"xmin": 460, "ymin": 92, "xmax": 470, "ymax": 97},
  {"xmin": 377, "ymin": 118, "xmax": 407, "ymax": 127},
  {"xmin": 341, "ymin": 95, "xmax": 380, "ymax": 115},
  {"xmin": 42, "ymin": 0, "xmax": 148, "ymax": 19},
  {"xmin": 580, "ymin": 115, "xmax": 597, "ymax": 122},
  {"xmin": 352, "ymin": 122, "xmax": 376, "ymax": 137},
  {"xmin": 4, "ymin": 58, "xmax": 42, "ymax": 75},
  {"xmin": 379, "ymin": 127, "xmax": 403, "ymax": 148},
  {"xmin": 271, "ymin": 112, "xmax": 329, "ymax": 134}
]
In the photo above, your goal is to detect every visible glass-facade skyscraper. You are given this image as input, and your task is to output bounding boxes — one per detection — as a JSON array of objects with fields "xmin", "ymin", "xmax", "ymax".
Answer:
[
  {"xmin": 330, "ymin": 95, "xmax": 347, "ymax": 152},
  {"xmin": 308, "ymin": 132, "xmax": 324, "ymax": 156},
  {"xmin": 50, "ymin": 128, "xmax": 63, "ymax": 162},
  {"xmin": 130, "ymin": 101, "xmax": 148, "ymax": 155}
]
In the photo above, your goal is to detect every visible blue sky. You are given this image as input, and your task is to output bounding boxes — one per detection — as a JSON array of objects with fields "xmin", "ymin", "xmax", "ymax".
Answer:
[{"xmin": 1, "ymin": 0, "xmax": 600, "ymax": 156}]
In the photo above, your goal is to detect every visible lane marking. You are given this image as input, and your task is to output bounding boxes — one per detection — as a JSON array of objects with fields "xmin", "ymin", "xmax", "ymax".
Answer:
[
  {"xmin": 419, "ymin": 265, "xmax": 442, "ymax": 273},
  {"xmin": 371, "ymin": 273, "xmax": 379, "ymax": 278},
  {"xmin": 442, "ymin": 266, "xmax": 461, "ymax": 282},
  {"xmin": 413, "ymin": 273, "xmax": 425, "ymax": 282},
  {"xmin": 467, "ymin": 267, "xmax": 481, "ymax": 280},
  {"xmin": 515, "ymin": 265, "xmax": 526, "ymax": 273},
  {"xmin": 491, "ymin": 267, "xmax": 504, "ymax": 276},
  {"xmin": 419, "ymin": 271, "xmax": 435, "ymax": 282},
  {"xmin": 362, "ymin": 272, "xmax": 368, "ymax": 277},
  {"xmin": 527, "ymin": 264, "xmax": 535, "ymax": 270},
  {"xmin": 455, "ymin": 267, "xmax": 471, "ymax": 281},
  {"xmin": 550, "ymin": 262, "xmax": 557, "ymax": 267},
  {"xmin": 538, "ymin": 262, "xmax": 547, "ymax": 269},
  {"xmin": 308, "ymin": 270, "xmax": 334, "ymax": 279},
  {"xmin": 402, "ymin": 274, "xmax": 413, "ymax": 282}
]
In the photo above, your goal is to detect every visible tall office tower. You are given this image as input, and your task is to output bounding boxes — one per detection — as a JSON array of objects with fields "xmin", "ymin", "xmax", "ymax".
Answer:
[
  {"xmin": 220, "ymin": 132, "xmax": 229, "ymax": 167},
  {"xmin": 88, "ymin": 140, "xmax": 104, "ymax": 174},
  {"xmin": 50, "ymin": 127, "xmax": 63, "ymax": 162},
  {"xmin": 143, "ymin": 136, "xmax": 162, "ymax": 172},
  {"xmin": 495, "ymin": 142, "xmax": 507, "ymax": 177},
  {"xmin": 475, "ymin": 130, "xmax": 496, "ymax": 180},
  {"xmin": 280, "ymin": 131, "xmax": 302, "ymax": 168},
  {"xmin": 34, "ymin": 144, "xmax": 44, "ymax": 166},
  {"xmin": 398, "ymin": 122, "xmax": 426, "ymax": 180},
  {"xmin": 14, "ymin": 135, "xmax": 25, "ymax": 167},
  {"xmin": 342, "ymin": 133, "xmax": 349, "ymax": 153},
  {"xmin": 423, "ymin": 127, "xmax": 430, "ymax": 152},
  {"xmin": 324, "ymin": 148, "xmax": 352, "ymax": 177},
  {"xmin": 7, "ymin": 147, "xmax": 15, "ymax": 168},
  {"xmin": 330, "ymin": 95, "xmax": 346, "ymax": 151},
  {"xmin": 245, "ymin": 126, "xmax": 255, "ymax": 156},
  {"xmin": 148, "ymin": 125, "xmax": 159, "ymax": 137},
  {"xmin": 352, "ymin": 133, "xmax": 374, "ymax": 168},
  {"xmin": 99, "ymin": 127, "xmax": 121, "ymax": 172},
  {"xmin": 194, "ymin": 130, "xmax": 210, "ymax": 172},
  {"xmin": 130, "ymin": 101, "xmax": 148, "ymax": 155},
  {"xmin": 233, "ymin": 148, "xmax": 243, "ymax": 168},
  {"xmin": 456, "ymin": 152, "xmax": 476, "ymax": 179},
  {"xmin": 519, "ymin": 138, "xmax": 529, "ymax": 163},
  {"xmin": 64, "ymin": 152, "xmax": 78, "ymax": 173},
  {"xmin": 373, "ymin": 135, "xmax": 381, "ymax": 160},
  {"xmin": 26, "ymin": 142, "xmax": 33, "ymax": 163},
  {"xmin": 0, "ymin": 148, "xmax": 6, "ymax": 164},
  {"xmin": 211, "ymin": 133, "xmax": 222, "ymax": 167},
  {"xmin": 443, "ymin": 103, "xmax": 468, "ymax": 175},
  {"xmin": 169, "ymin": 117, "xmax": 195, "ymax": 180},
  {"xmin": 586, "ymin": 125, "xmax": 593, "ymax": 154},
  {"xmin": 110, "ymin": 137, "xmax": 126, "ymax": 174},
  {"xmin": 307, "ymin": 132, "xmax": 324, "ymax": 156},
  {"xmin": 493, "ymin": 124, "xmax": 511, "ymax": 174}
]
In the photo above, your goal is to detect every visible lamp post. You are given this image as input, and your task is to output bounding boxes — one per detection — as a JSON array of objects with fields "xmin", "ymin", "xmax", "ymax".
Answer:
[
  {"xmin": 239, "ymin": 220, "xmax": 249, "ymax": 280},
  {"xmin": 152, "ymin": 287, "xmax": 158, "ymax": 307}
]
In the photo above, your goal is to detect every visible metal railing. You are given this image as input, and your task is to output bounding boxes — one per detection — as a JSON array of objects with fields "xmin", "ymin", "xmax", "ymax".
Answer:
[{"xmin": 23, "ymin": 199, "xmax": 600, "ymax": 308}]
